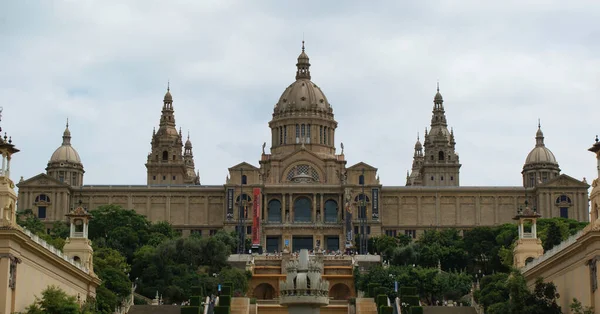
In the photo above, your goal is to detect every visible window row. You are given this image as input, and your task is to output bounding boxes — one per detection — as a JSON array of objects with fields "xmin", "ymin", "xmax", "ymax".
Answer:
[
  {"xmin": 275, "ymin": 124, "xmax": 333, "ymax": 146},
  {"xmin": 152, "ymin": 175, "xmax": 177, "ymax": 181},
  {"xmin": 384, "ymin": 229, "xmax": 417, "ymax": 239}
]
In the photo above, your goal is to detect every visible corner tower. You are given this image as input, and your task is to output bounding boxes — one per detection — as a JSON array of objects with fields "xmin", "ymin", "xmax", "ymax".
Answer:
[
  {"xmin": 513, "ymin": 201, "xmax": 544, "ymax": 268},
  {"xmin": 268, "ymin": 42, "xmax": 338, "ymax": 158},
  {"xmin": 145, "ymin": 86, "xmax": 199, "ymax": 185},
  {"xmin": 420, "ymin": 85, "xmax": 461, "ymax": 186}
]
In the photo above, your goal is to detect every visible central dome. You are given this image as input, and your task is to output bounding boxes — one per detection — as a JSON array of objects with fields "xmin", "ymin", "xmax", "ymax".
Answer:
[
  {"xmin": 50, "ymin": 124, "xmax": 82, "ymax": 164},
  {"xmin": 524, "ymin": 126, "xmax": 558, "ymax": 166},
  {"xmin": 273, "ymin": 42, "xmax": 332, "ymax": 114}
]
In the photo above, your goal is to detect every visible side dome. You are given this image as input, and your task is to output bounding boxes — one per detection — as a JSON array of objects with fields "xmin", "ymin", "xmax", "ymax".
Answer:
[
  {"xmin": 50, "ymin": 124, "xmax": 82, "ymax": 164},
  {"xmin": 273, "ymin": 41, "xmax": 332, "ymax": 114},
  {"xmin": 524, "ymin": 125, "xmax": 558, "ymax": 166}
]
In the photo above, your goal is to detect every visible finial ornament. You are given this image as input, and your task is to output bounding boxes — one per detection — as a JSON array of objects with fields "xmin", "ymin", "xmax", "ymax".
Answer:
[
  {"xmin": 66, "ymin": 117, "xmax": 69, "ymax": 128},
  {"xmin": 167, "ymin": 80, "xmax": 170, "ymax": 91},
  {"xmin": 187, "ymin": 130, "xmax": 190, "ymax": 140},
  {"xmin": 341, "ymin": 142, "xmax": 344, "ymax": 154},
  {"xmin": 596, "ymin": 135, "xmax": 599, "ymax": 143},
  {"xmin": 538, "ymin": 118, "xmax": 541, "ymax": 128},
  {"xmin": 302, "ymin": 40, "xmax": 305, "ymax": 52},
  {"xmin": 437, "ymin": 81, "xmax": 440, "ymax": 92}
]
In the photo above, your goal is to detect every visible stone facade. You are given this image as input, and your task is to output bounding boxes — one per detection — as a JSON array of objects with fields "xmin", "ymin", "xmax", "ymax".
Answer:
[{"xmin": 17, "ymin": 43, "xmax": 590, "ymax": 253}]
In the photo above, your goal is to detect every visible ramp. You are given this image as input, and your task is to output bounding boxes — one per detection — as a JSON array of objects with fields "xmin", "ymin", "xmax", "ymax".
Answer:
[
  {"xmin": 356, "ymin": 298, "xmax": 377, "ymax": 314},
  {"xmin": 231, "ymin": 297, "xmax": 250, "ymax": 314},
  {"xmin": 423, "ymin": 307, "xmax": 478, "ymax": 314}
]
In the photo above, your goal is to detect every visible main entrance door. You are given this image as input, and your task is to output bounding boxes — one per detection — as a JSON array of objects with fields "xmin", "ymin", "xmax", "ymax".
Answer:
[
  {"xmin": 266, "ymin": 236, "xmax": 280, "ymax": 253},
  {"xmin": 292, "ymin": 236, "xmax": 313, "ymax": 252}
]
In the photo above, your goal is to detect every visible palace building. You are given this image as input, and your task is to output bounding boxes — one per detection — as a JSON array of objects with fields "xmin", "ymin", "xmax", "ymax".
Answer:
[{"xmin": 16, "ymin": 43, "xmax": 590, "ymax": 253}]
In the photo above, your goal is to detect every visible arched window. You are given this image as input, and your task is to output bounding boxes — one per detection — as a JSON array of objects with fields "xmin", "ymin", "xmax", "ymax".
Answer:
[
  {"xmin": 162, "ymin": 151, "xmax": 168, "ymax": 161},
  {"xmin": 294, "ymin": 197, "xmax": 312, "ymax": 222},
  {"xmin": 268, "ymin": 200, "xmax": 282, "ymax": 222},
  {"xmin": 438, "ymin": 151, "xmax": 445, "ymax": 161},
  {"xmin": 359, "ymin": 175, "xmax": 364, "ymax": 185},
  {"xmin": 324, "ymin": 200, "xmax": 338, "ymax": 223},
  {"xmin": 323, "ymin": 127, "xmax": 327, "ymax": 144},
  {"xmin": 34, "ymin": 194, "xmax": 51, "ymax": 203},
  {"xmin": 296, "ymin": 124, "xmax": 300, "ymax": 143},
  {"xmin": 241, "ymin": 175, "xmax": 247, "ymax": 185},
  {"xmin": 73, "ymin": 256, "xmax": 81, "ymax": 264},
  {"xmin": 525, "ymin": 257, "xmax": 534, "ymax": 265},
  {"xmin": 301, "ymin": 124, "xmax": 305, "ymax": 137}
]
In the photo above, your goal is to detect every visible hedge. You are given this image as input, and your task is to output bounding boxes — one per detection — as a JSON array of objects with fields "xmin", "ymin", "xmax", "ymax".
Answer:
[
  {"xmin": 400, "ymin": 287, "xmax": 417, "ymax": 297},
  {"xmin": 368, "ymin": 283, "xmax": 380, "ymax": 298},
  {"xmin": 214, "ymin": 306, "xmax": 231, "ymax": 314},
  {"xmin": 219, "ymin": 295, "xmax": 232, "ymax": 307},
  {"xmin": 410, "ymin": 306, "xmax": 424, "ymax": 314},
  {"xmin": 180, "ymin": 306, "xmax": 202, "ymax": 314},
  {"xmin": 402, "ymin": 296, "xmax": 419, "ymax": 307},
  {"xmin": 190, "ymin": 296, "xmax": 202, "ymax": 307},
  {"xmin": 374, "ymin": 287, "xmax": 387, "ymax": 298},
  {"xmin": 222, "ymin": 286, "xmax": 232, "ymax": 296},
  {"xmin": 376, "ymin": 295, "xmax": 388, "ymax": 310},
  {"xmin": 379, "ymin": 306, "xmax": 393, "ymax": 314}
]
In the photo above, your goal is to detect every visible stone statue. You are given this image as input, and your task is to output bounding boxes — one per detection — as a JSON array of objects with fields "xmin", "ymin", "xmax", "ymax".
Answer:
[
  {"xmin": 8, "ymin": 255, "xmax": 20, "ymax": 290},
  {"xmin": 341, "ymin": 142, "xmax": 344, "ymax": 154},
  {"xmin": 337, "ymin": 169, "xmax": 348, "ymax": 185},
  {"xmin": 262, "ymin": 142, "xmax": 266, "ymax": 154},
  {"xmin": 590, "ymin": 257, "xmax": 599, "ymax": 292},
  {"xmin": 344, "ymin": 188, "xmax": 352, "ymax": 212}
]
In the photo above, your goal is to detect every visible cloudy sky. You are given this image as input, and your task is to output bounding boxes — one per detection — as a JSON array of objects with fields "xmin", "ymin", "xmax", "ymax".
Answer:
[{"xmin": 2, "ymin": 0, "xmax": 599, "ymax": 187}]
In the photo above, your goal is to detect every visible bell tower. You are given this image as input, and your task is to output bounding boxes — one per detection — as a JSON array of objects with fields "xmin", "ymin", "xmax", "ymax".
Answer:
[
  {"xmin": 145, "ymin": 85, "xmax": 198, "ymax": 185},
  {"xmin": 420, "ymin": 84, "xmax": 461, "ymax": 186},
  {"xmin": 513, "ymin": 200, "xmax": 544, "ymax": 269},
  {"xmin": 62, "ymin": 203, "xmax": 95, "ymax": 275}
]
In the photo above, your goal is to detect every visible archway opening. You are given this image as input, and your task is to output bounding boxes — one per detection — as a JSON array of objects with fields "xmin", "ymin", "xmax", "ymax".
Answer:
[
  {"xmin": 329, "ymin": 283, "xmax": 351, "ymax": 300},
  {"xmin": 525, "ymin": 257, "xmax": 535, "ymax": 265},
  {"xmin": 253, "ymin": 283, "xmax": 276, "ymax": 300}
]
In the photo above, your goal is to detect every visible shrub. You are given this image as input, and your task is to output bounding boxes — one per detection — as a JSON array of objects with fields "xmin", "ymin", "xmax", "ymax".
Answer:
[
  {"xmin": 402, "ymin": 296, "xmax": 419, "ymax": 307},
  {"xmin": 348, "ymin": 297, "xmax": 356, "ymax": 305},
  {"xmin": 376, "ymin": 294, "xmax": 388, "ymax": 312},
  {"xmin": 368, "ymin": 283, "xmax": 380, "ymax": 298},
  {"xmin": 374, "ymin": 287, "xmax": 387, "ymax": 298},
  {"xmin": 250, "ymin": 298, "xmax": 257, "ymax": 304}
]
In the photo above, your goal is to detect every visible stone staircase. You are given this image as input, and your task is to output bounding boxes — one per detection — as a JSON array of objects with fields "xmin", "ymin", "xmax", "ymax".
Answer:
[
  {"xmin": 356, "ymin": 298, "xmax": 378, "ymax": 314},
  {"xmin": 422, "ymin": 307, "xmax": 478, "ymax": 314},
  {"xmin": 231, "ymin": 297, "xmax": 250, "ymax": 314}
]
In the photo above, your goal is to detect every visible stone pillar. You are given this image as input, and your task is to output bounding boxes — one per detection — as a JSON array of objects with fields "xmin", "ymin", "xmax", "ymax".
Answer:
[
  {"xmin": 319, "ymin": 193, "xmax": 324, "ymax": 223},
  {"xmin": 313, "ymin": 193, "xmax": 317, "ymax": 223},
  {"xmin": 0, "ymin": 256, "xmax": 11, "ymax": 314}
]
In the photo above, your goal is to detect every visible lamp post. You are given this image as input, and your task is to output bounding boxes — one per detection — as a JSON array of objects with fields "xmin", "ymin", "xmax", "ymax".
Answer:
[{"xmin": 237, "ymin": 169, "xmax": 246, "ymax": 254}]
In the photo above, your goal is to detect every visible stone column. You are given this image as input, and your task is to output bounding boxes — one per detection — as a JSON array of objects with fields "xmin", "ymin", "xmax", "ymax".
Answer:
[
  {"xmin": 313, "ymin": 193, "xmax": 317, "ymax": 223},
  {"xmin": 320, "ymin": 193, "xmax": 325, "ymax": 223}
]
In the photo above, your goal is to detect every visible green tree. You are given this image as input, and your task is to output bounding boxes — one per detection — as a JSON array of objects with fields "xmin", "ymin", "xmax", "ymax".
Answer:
[
  {"xmin": 543, "ymin": 222, "xmax": 563, "ymax": 251},
  {"xmin": 25, "ymin": 285, "xmax": 80, "ymax": 314},
  {"xmin": 570, "ymin": 298, "xmax": 594, "ymax": 314},
  {"xmin": 93, "ymin": 248, "xmax": 132, "ymax": 313}
]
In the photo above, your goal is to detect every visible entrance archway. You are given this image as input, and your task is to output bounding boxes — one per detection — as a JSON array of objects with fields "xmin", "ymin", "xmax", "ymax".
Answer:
[
  {"xmin": 329, "ymin": 283, "xmax": 351, "ymax": 300},
  {"xmin": 253, "ymin": 283, "xmax": 276, "ymax": 300}
]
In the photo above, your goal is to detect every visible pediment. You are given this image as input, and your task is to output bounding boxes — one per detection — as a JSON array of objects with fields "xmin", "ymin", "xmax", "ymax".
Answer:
[
  {"xmin": 16, "ymin": 173, "xmax": 70, "ymax": 188},
  {"xmin": 228, "ymin": 162, "xmax": 259, "ymax": 171},
  {"xmin": 539, "ymin": 174, "xmax": 590, "ymax": 188},
  {"xmin": 347, "ymin": 162, "xmax": 378, "ymax": 171}
]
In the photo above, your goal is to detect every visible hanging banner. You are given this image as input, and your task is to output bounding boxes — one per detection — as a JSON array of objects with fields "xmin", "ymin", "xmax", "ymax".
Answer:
[
  {"xmin": 372, "ymin": 188, "xmax": 379, "ymax": 220},
  {"xmin": 252, "ymin": 188, "xmax": 261, "ymax": 247},
  {"xmin": 226, "ymin": 188, "xmax": 234, "ymax": 220},
  {"xmin": 344, "ymin": 188, "xmax": 353, "ymax": 248}
]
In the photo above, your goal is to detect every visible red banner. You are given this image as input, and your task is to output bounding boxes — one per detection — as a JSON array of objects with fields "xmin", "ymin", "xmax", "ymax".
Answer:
[{"xmin": 252, "ymin": 188, "xmax": 261, "ymax": 247}]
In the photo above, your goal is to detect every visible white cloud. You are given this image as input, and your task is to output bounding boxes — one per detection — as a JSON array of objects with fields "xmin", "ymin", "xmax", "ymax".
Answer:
[{"xmin": 2, "ymin": 0, "xmax": 599, "ymax": 187}]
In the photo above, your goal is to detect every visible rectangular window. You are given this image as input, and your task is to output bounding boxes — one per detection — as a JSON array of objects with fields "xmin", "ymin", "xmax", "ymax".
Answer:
[
  {"xmin": 301, "ymin": 124, "xmax": 305, "ymax": 137},
  {"xmin": 191, "ymin": 229, "xmax": 202, "ymax": 236},
  {"xmin": 367, "ymin": 226, "xmax": 371, "ymax": 234},
  {"xmin": 163, "ymin": 176, "xmax": 166, "ymax": 180},
  {"xmin": 405, "ymin": 229, "xmax": 416, "ymax": 239},
  {"xmin": 296, "ymin": 124, "xmax": 300, "ymax": 143},
  {"xmin": 72, "ymin": 173, "xmax": 77, "ymax": 185},
  {"xmin": 354, "ymin": 226, "xmax": 359, "ymax": 235},
  {"xmin": 284, "ymin": 126, "xmax": 287, "ymax": 144},
  {"xmin": 172, "ymin": 176, "xmax": 176, "ymax": 180},
  {"xmin": 38, "ymin": 206, "xmax": 47, "ymax": 219},
  {"xmin": 307, "ymin": 124, "xmax": 311, "ymax": 142},
  {"xmin": 560, "ymin": 207, "xmax": 569, "ymax": 218},
  {"xmin": 247, "ymin": 226, "xmax": 252, "ymax": 235},
  {"xmin": 320, "ymin": 126, "xmax": 323, "ymax": 144},
  {"xmin": 385, "ymin": 230, "xmax": 397, "ymax": 237},
  {"xmin": 323, "ymin": 127, "xmax": 327, "ymax": 144},
  {"xmin": 209, "ymin": 229, "xmax": 217, "ymax": 236},
  {"xmin": 153, "ymin": 176, "xmax": 156, "ymax": 180}
]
